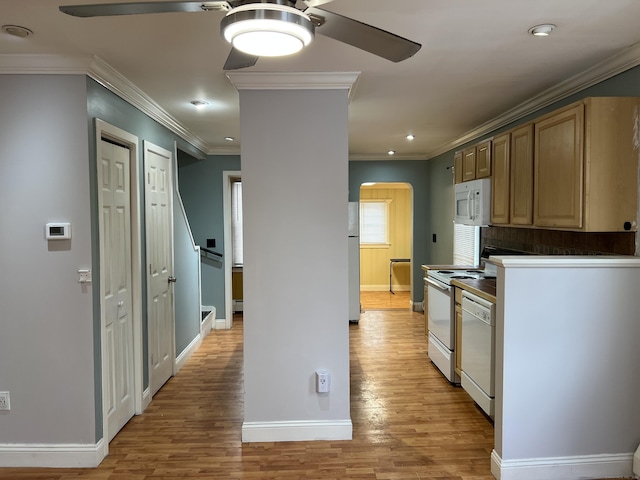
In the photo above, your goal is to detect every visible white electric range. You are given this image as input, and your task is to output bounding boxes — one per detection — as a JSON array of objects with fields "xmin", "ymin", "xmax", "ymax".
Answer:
[{"xmin": 425, "ymin": 246, "xmax": 522, "ymax": 383}]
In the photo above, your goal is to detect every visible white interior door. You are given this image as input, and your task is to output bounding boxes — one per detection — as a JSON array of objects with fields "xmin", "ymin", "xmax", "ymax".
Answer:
[
  {"xmin": 144, "ymin": 141, "xmax": 175, "ymax": 396},
  {"xmin": 99, "ymin": 139, "xmax": 135, "ymax": 442}
]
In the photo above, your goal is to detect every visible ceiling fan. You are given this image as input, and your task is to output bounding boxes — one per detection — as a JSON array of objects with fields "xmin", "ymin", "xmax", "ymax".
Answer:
[{"xmin": 59, "ymin": 0, "xmax": 422, "ymax": 70}]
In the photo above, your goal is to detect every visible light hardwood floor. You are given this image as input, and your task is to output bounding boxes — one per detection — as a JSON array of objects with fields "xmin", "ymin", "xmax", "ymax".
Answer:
[
  {"xmin": 0, "ymin": 310, "xmax": 628, "ymax": 479},
  {"xmin": 360, "ymin": 290, "xmax": 411, "ymax": 310}
]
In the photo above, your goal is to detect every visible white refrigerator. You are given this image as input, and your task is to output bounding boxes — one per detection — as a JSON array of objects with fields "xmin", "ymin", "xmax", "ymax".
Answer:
[{"xmin": 348, "ymin": 202, "xmax": 360, "ymax": 324}]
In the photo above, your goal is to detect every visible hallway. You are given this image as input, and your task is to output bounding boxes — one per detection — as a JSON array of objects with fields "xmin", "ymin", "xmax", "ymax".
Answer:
[{"xmin": 0, "ymin": 310, "xmax": 496, "ymax": 479}]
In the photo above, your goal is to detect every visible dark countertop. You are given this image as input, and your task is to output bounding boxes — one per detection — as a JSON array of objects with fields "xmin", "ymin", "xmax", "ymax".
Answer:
[{"xmin": 450, "ymin": 278, "xmax": 496, "ymax": 303}]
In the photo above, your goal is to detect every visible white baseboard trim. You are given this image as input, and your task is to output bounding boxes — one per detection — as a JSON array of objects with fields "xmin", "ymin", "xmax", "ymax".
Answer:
[
  {"xmin": 201, "ymin": 306, "xmax": 215, "ymax": 336},
  {"xmin": 0, "ymin": 439, "xmax": 107, "ymax": 468},
  {"xmin": 491, "ymin": 449, "xmax": 634, "ymax": 480},
  {"xmin": 242, "ymin": 419, "xmax": 352, "ymax": 443},
  {"xmin": 142, "ymin": 387, "xmax": 151, "ymax": 411},
  {"xmin": 360, "ymin": 285, "xmax": 411, "ymax": 292},
  {"xmin": 175, "ymin": 332, "xmax": 202, "ymax": 373},
  {"xmin": 214, "ymin": 317, "xmax": 229, "ymax": 330},
  {"xmin": 410, "ymin": 300, "xmax": 424, "ymax": 312}
]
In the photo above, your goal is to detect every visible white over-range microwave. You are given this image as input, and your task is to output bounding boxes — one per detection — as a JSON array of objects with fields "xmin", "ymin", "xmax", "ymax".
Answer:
[{"xmin": 454, "ymin": 178, "xmax": 491, "ymax": 226}]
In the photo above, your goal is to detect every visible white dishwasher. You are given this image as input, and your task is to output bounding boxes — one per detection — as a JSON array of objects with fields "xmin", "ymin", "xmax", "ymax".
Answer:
[{"xmin": 460, "ymin": 290, "xmax": 496, "ymax": 418}]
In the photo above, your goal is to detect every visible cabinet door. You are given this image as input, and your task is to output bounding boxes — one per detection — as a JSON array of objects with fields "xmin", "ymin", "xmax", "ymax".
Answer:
[
  {"xmin": 490, "ymin": 133, "xmax": 510, "ymax": 225},
  {"xmin": 511, "ymin": 123, "xmax": 534, "ymax": 225},
  {"xmin": 453, "ymin": 151, "xmax": 463, "ymax": 184},
  {"xmin": 462, "ymin": 147, "xmax": 476, "ymax": 182},
  {"xmin": 475, "ymin": 140, "xmax": 492, "ymax": 178},
  {"xmin": 534, "ymin": 104, "xmax": 584, "ymax": 229}
]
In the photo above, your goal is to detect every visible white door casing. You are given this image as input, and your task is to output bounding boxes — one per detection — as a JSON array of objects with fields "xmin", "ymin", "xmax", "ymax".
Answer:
[
  {"xmin": 144, "ymin": 141, "xmax": 175, "ymax": 396},
  {"xmin": 95, "ymin": 119, "xmax": 144, "ymax": 449}
]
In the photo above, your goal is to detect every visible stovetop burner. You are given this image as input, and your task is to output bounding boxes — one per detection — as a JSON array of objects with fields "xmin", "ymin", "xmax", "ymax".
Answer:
[{"xmin": 429, "ymin": 268, "xmax": 493, "ymax": 285}]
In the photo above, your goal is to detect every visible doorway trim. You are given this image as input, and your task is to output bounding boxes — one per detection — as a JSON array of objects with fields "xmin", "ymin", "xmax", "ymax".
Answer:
[
  {"xmin": 223, "ymin": 170, "xmax": 241, "ymax": 329},
  {"xmin": 95, "ymin": 119, "xmax": 145, "ymax": 452}
]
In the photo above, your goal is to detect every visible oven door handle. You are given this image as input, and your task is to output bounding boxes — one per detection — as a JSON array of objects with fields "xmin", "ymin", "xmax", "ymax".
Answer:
[{"xmin": 426, "ymin": 277, "xmax": 451, "ymax": 292}]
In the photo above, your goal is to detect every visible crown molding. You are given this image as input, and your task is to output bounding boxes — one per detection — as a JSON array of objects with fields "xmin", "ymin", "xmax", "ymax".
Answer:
[
  {"xmin": 87, "ymin": 56, "xmax": 209, "ymax": 153},
  {"xmin": 426, "ymin": 40, "xmax": 640, "ymax": 159},
  {"xmin": 226, "ymin": 71, "xmax": 361, "ymax": 100},
  {"xmin": 349, "ymin": 153, "xmax": 427, "ymax": 161},
  {"xmin": 0, "ymin": 53, "xmax": 210, "ymax": 155},
  {"xmin": 207, "ymin": 146, "xmax": 242, "ymax": 156}
]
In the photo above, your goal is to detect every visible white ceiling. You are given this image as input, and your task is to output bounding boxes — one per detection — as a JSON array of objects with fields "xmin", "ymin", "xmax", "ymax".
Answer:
[{"xmin": 2, "ymin": 0, "xmax": 640, "ymax": 159}]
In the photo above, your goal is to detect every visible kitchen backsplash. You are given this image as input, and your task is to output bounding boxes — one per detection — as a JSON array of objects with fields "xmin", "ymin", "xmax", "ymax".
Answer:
[{"xmin": 481, "ymin": 226, "xmax": 636, "ymax": 256}]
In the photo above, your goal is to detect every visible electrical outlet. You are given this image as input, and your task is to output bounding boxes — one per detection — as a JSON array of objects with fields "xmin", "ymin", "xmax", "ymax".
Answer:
[
  {"xmin": 316, "ymin": 371, "xmax": 330, "ymax": 393},
  {"xmin": 0, "ymin": 392, "xmax": 10, "ymax": 411}
]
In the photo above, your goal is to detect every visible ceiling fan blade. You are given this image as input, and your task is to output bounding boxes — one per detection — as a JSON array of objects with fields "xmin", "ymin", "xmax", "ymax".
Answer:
[
  {"xmin": 301, "ymin": 0, "xmax": 335, "ymax": 7},
  {"xmin": 305, "ymin": 7, "xmax": 421, "ymax": 63},
  {"xmin": 59, "ymin": 1, "xmax": 231, "ymax": 18},
  {"xmin": 223, "ymin": 48, "xmax": 259, "ymax": 70}
]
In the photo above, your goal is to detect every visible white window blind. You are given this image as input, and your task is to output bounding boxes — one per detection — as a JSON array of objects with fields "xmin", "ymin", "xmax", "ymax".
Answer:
[
  {"xmin": 360, "ymin": 200, "xmax": 389, "ymax": 244},
  {"xmin": 453, "ymin": 223, "xmax": 479, "ymax": 265},
  {"xmin": 231, "ymin": 180, "xmax": 243, "ymax": 266}
]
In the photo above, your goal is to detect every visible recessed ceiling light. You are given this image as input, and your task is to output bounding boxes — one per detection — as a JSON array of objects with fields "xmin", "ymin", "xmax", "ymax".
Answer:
[
  {"xmin": 406, "ymin": 134, "xmax": 415, "ymax": 141},
  {"xmin": 225, "ymin": 136, "xmax": 235, "ymax": 142},
  {"xmin": 2, "ymin": 25, "xmax": 33, "ymax": 38},
  {"xmin": 388, "ymin": 150, "xmax": 396, "ymax": 156},
  {"xmin": 528, "ymin": 24, "xmax": 556, "ymax": 37},
  {"xmin": 190, "ymin": 100, "xmax": 210, "ymax": 109}
]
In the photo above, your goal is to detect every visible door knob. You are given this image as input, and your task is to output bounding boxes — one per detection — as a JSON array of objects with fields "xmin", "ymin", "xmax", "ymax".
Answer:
[{"xmin": 168, "ymin": 276, "xmax": 177, "ymax": 284}]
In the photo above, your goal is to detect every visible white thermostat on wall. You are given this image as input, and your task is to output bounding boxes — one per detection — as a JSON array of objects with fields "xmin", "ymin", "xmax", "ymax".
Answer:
[{"xmin": 45, "ymin": 222, "xmax": 71, "ymax": 240}]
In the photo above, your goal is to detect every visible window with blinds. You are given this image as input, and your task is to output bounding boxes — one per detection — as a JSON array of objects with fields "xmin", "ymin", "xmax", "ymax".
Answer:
[
  {"xmin": 453, "ymin": 222, "xmax": 479, "ymax": 265},
  {"xmin": 360, "ymin": 200, "xmax": 390, "ymax": 245},
  {"xmin": 231, "ymin": 180, "xmax": 243, "ymax": 266}
]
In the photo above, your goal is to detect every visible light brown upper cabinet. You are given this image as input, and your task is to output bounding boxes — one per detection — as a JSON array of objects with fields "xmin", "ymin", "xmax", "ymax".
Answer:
[
  {"xmin": 534, "ymin": 97, "xmax": 639, "ymax": 232},
  {"xmin": 475, "ymin": 140, "xmax": 492, "ymax": 178},
  {"xmin": 453, "ymin": 151, "xmax": 463, "ymax": 184},
  {"xmin": 462, "ymin": 147, "xmax": 476, "ymax": 182},
  {"xmin": 490, "ymin": 133, "xmax": 510, "ymax": 225},
  {"xmin": 510, "ymin": 123, "xmax": 534, "ymax": 226}
]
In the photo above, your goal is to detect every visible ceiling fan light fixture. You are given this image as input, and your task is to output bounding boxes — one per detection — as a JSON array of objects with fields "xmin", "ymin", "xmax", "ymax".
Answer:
[
  {"xmin": 221, "ymin": 3, "xmax": 314, "ymax": 57},
  {"xmin": 528, "ymin": 24, "xmax": 556, "ymax": 37}
]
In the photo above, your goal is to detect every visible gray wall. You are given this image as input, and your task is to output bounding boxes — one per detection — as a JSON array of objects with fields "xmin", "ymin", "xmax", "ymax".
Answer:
[
  {"xmin": 0, "ymin": 73, "xmax": 208, "ymax": 451},
  {"xmin": 240, "ymin": 88, "xmax": 351, "ymax": 435},
  {"xmin": 86, "ymin": 78, "xmax": 206, "ymax": 436},
  {"xmin": 495, "ymin": 260, "xmax": 640, "ymax": 477},
  {"xmin": 177, "ymin": 154, "xmax": 241, "ymax": 313},
  {"xmin": 174, "ymin": 150, "xmax": 203, "ymax": 355},
  {"xmin": 0, "ymin": 75, "xmax": 96, "ymax": 444}
]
